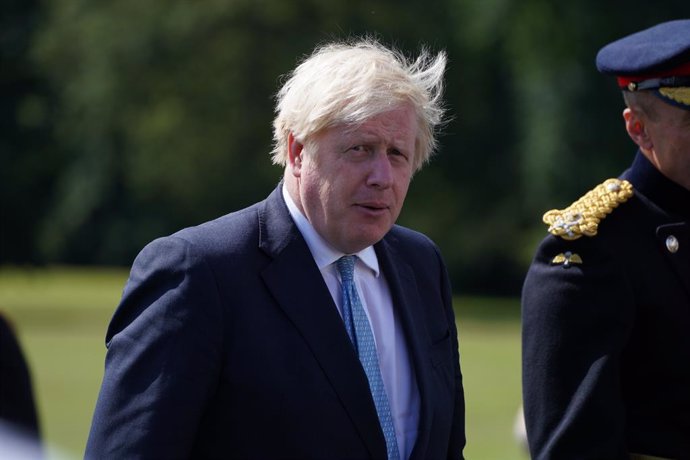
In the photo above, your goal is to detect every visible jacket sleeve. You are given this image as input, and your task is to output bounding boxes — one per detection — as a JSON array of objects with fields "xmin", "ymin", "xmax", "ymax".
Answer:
[
  {"xmin": 85, "ymin": 236, "xmax": 224, "ymax": 460},
  {"xmin": 521, "ymin": 235, "xmax": 635, "ymax": 460}
]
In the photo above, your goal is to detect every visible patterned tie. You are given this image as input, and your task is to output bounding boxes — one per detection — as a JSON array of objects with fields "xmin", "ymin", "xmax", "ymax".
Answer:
[{"xmin": 336, "ymin": 255, "xmax": 400, "ymax": 460}]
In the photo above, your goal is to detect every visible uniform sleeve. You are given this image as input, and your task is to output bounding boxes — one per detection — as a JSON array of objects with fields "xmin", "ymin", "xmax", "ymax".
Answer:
[
  {"xmin": 85, "ymin": 236, "xmax": 224, "ymax": 460},
  {"xmin": 521, "ymin": 235, "xmax": 635, "ymax": 460}
]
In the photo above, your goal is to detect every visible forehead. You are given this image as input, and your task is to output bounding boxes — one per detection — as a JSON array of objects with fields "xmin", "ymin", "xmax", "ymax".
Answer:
[
  {"xmin": 654, "ymin": 99, "xmax": 690, "ymax": 126},
  {"xmin": 342, "ymin": 107, "xmax": 418, "ymax": 141}
]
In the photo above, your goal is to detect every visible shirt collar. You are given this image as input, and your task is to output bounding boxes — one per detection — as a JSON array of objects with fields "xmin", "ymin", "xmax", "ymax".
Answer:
[{"xmin": 282, "ymin": 184, "xmax": 380, "ymax": 276}]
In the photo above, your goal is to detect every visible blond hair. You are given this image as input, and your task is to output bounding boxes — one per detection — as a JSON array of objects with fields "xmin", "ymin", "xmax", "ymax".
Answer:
[{"xmin": 272, "ymin": 38, "xmax": 447, "ymax": 172}]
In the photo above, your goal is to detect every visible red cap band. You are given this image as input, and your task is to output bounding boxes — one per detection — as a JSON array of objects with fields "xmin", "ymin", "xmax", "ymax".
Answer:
[{"xmin": 616, "ymin": 61, "xmax": 690, "ymax": 88}]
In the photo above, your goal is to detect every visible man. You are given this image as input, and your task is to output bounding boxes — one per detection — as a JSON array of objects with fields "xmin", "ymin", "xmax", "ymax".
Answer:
[
  {"xmin": 522, "ymin": 20, "xmax": 690, "ymax": 459},
  {"xmin": 86, "ymin": 38, "xmax": 465, "ymax": 460}
]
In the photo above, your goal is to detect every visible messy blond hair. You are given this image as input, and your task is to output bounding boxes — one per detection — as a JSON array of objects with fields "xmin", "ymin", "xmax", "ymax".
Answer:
[{"xmin": 271, "ymin": 38, "xmax": 447, "ymax": 172}]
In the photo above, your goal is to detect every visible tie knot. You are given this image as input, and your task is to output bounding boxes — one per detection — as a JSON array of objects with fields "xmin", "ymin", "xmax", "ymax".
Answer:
[{"xmin": 336, "ymin": 255, "xmax": 356, "ymax": 283}]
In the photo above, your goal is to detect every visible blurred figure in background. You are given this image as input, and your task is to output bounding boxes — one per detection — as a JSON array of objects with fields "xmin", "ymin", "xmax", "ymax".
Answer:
[
  {"xmin": 86, "ymin": 37, "xmax": 465, "ymax": 460},
  {"xmin": 522, "ymin": 20, "xmax": 690, "ymax": 459},
  {"xmin": 0, "ymin": 312, "xmax": 42, "ymax": 459}
]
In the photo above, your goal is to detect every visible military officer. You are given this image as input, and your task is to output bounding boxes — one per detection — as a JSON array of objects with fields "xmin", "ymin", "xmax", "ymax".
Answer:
[{"xmin": 522, "ymin": 19, "xmax": 690, "ymax": 460}]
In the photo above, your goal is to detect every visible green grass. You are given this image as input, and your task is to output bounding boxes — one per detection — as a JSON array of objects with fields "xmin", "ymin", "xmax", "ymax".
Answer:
[
  {"xmin": 0, "ymin": 267, "xmax": 528, "ymax": 459},
  {"xmin": 0, "ymin": 266, "xmax": 123, "ymax": 459},
  {"xmin": 457, "ymin": 297, "xmax": 528, "ymax": 460}
]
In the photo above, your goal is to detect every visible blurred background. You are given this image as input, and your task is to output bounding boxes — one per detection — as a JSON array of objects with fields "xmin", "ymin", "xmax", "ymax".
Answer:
[{"xmin": 1, "ymin": 0, "xmax": 689, "ymax": 458}]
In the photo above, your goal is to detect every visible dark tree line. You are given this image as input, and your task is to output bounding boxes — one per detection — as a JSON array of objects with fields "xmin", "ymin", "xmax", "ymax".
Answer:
[{"xmin": 3, "ymin": 0, "xmax": 689, "ymax": 294}]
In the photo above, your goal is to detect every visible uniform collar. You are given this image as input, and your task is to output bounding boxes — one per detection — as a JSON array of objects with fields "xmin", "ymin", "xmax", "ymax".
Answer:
[{"xmin": 624, "ymin": 151, "xmax": 690, "ymax": 220}]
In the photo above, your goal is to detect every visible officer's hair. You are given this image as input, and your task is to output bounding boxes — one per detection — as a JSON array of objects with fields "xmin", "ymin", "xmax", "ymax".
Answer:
[
  {"xmin": 272, "ymin": 38, "xmax": 447, "ymax": 172},
  {"xmin": 622, "ymin": 90, "xmax": 659, "ymax": 121}
]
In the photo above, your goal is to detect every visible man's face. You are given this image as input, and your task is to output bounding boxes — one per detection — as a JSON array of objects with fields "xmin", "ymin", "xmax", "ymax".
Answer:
[
  {"xmin": 644, "ymin": 100, "xmax": 690, "ymax": 191},
  {"xmin": 289, "ymin": 104, "xmax": 417, "ymax": 254}
]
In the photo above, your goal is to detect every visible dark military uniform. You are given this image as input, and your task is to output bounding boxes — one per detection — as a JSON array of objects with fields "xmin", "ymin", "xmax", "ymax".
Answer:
[
  {"xmin": 522, "ymin": 152, "xmax": 690, "ymax": 459},
  {"xmin": 522, "ymin": 19, "xmax": 690, "ymax": 460}
]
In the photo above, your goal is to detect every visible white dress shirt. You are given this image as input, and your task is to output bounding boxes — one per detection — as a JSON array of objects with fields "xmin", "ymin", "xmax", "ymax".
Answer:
[{"xmin": 283, "ymin": 186, "xmax": 420, "ymax": 459}]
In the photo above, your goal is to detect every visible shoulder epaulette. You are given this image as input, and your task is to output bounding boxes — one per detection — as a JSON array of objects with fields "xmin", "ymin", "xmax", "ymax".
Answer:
[{"xmin": 542, "ymin": 178, "xmax": 634, "ymax": 240}]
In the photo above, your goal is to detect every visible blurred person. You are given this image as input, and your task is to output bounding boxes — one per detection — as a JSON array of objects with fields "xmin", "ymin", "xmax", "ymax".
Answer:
[
  {"xmin": 512, "ymin": 405, "xmax": 527, "ymax": 453},
  {"xmin": 86, "ymin": 38, "xmax": 465, "ymax": 460},
  {"xmin": 522, "ymin": 20, "xmax": 690, "ymax": 459},
  {"xmin": 0, "ymin": 312, "xmax": 42, "ymax": 459},
  {"xmin": 0, "ymin": 313, "xmax": 41, "ymax": 437},
  {"xmin": 0, "ymin": 421, "xmax": 43, "ymax": 460}
]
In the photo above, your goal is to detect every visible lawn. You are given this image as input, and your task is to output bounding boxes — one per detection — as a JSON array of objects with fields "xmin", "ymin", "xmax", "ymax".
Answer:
[{"xmin": 0, "ymin": 267, "xmax": 527, "ymax": 459}]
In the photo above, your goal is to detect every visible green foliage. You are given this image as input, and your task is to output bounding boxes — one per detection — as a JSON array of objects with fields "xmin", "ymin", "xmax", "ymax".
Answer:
[
  {"xmin": 25, "ymin": 0, "xmax": 458, "ymax": 265},
  {"xmin": 1, "ymin": 0, "xmax": 57, "ymax": 264},
  {"xmin": 4, "ymin": 0, "xmax": 690, "ymax": 293}
]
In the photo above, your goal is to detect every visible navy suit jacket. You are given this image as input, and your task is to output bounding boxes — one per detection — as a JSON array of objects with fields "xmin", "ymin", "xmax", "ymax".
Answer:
[{"xmin": 86, "ymin": 185, "xmax": 465, "ymax": 459}]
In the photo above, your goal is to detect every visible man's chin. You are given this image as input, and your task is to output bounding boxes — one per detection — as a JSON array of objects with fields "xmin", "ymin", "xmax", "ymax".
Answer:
[{"xmin": 340, "ymin": 229, "xmax": 392, "ymax": 253}]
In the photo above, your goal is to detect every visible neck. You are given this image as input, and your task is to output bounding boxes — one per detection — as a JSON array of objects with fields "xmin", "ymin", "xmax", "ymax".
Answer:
[{"xmin": 640, "ymin": 148, "xmax": 690, "ymax": 191}]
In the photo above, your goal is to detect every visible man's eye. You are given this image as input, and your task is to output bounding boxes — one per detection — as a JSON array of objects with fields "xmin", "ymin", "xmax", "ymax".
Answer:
[
  {"xmin": 389, "ymin": 149, "xmax": 408, "ymax": 161},
  {"xmin": 347, "ymin": 145, "xmax": 369, "ymax": 156}
]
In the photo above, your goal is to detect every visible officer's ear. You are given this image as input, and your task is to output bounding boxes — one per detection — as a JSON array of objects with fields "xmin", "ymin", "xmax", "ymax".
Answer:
[{"xmin": 623, "ymin": 107, "xmax": 653, "ymax": 151}]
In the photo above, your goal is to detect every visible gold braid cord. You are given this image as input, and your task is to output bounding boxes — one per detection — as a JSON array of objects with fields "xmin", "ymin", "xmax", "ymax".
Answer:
[
  {"xmin": 542, "ymin": 178, "xmax": 634, "ymax": 240},
  {"xmin": 658, "ymin": 87, "xmax": 690, "ymax": 107}
]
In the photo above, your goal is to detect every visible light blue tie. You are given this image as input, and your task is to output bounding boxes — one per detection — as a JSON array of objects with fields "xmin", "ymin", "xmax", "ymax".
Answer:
[{"xmin": 336, "ymin": 255, "xmax": 400, "ymax": 460}]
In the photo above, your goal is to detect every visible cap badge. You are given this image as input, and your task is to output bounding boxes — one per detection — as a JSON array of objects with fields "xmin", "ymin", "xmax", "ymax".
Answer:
[{"xmin": 543, "ymin": 178, "xmax": 634, "ymax": 240}]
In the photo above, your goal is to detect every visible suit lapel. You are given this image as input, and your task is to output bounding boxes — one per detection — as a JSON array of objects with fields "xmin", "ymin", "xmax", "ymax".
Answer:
[
  {"xmin": 375, "ymin": 238, "xmax": 434, "ymax": 460},
  {"xmin": 258, "ymin": 186, "xmax": 387, "ymax": 459}
]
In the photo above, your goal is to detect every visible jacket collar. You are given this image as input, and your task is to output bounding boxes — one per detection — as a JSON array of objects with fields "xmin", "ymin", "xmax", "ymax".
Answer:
[
  {"xmin": 624, "ymin": 151, "xmax": 690, "ymax": 220},
  {"xmin": 257, "ymin": 184, "xmax": 435, "ymax": 458},
  {"xmin": 257, "ymin": 184, "xmax": 388, "ymax": 458}
]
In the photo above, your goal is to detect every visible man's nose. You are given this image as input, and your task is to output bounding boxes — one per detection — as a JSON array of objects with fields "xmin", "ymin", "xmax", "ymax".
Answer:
[{"xmin": 366, "ymin": 151, "xmax": 394, "ymax": 188}]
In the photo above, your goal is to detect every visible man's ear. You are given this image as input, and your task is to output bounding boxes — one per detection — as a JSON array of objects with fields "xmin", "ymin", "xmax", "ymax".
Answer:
[
  {"xmin": 287, "ymin": 132, "xmax": 304, "ymax": 177},
  {"xmin": 623, "ymin": 107, "xmax": 653, "ymax": 151}
]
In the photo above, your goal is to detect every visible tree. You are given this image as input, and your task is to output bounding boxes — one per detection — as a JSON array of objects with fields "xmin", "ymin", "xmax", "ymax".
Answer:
[
  {"xmin": 12, "ymin": 0, "xmax": 690, "ymax": 294},
  {"xmin": 29, "ymin": 0, "xmax": 458, "ymax": 266},
  {"xmin": 1, "ymin": 0, "xmax": 56, "ymax": 264}
]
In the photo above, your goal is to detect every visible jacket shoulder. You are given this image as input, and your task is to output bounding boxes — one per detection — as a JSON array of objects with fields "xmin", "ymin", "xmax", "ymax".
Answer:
[
  {"xmin": 542, "ymin": 178, "xmax": 634, "ymax": 241},
  {"xmin": 385, "ymin": 224, "xmax": 440, "ymax": 255}
]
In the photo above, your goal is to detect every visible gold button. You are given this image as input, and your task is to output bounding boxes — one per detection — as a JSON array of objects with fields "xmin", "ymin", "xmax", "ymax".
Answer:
[{"xmin": 666, "ymin": 235, "xmax": 679, "ymax": 253}]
